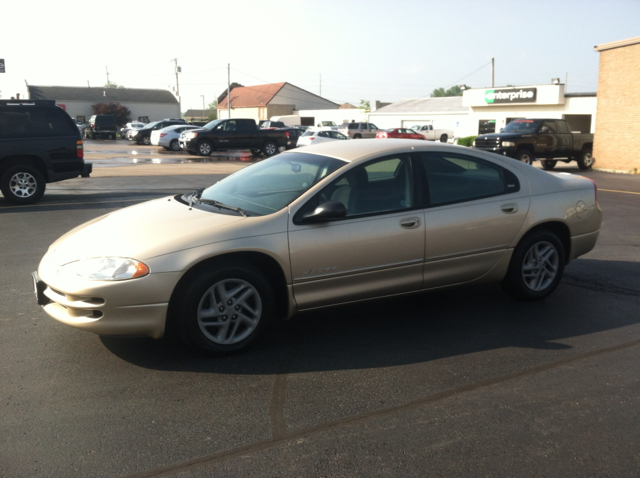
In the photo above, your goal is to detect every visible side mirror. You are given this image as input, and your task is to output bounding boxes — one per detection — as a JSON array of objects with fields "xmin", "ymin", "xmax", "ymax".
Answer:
[
  {"xmin": 540, "ymin": 126, "xmax": 549, "ymax": 133},
  {"xmin": 300, "ymin": 200, "xmax": 347, "ymax": 223}
]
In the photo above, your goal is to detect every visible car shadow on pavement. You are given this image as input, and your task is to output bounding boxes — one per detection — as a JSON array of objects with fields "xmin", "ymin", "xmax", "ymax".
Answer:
[{"xmin": 100, "ymin": 258, "xmax": 640, "ymax": 374}]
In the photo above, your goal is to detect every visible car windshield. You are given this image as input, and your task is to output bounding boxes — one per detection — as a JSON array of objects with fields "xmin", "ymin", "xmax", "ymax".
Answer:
[
  {"xmin": 200, "ymin": 152, "xmax": 346, "ymax": 216},
  {"xmin": 501, "ymin": 119, "xmax": 540, "ymax": 134},
  {"xmin": 144, "ymin": 121, "xmax": 160, "ymax": 129}
]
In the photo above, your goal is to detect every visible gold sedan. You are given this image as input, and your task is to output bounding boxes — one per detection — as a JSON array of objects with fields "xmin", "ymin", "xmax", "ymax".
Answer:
[{"xmin": 33, "ymin": 139, "xmax": 602, "ymax": 355}]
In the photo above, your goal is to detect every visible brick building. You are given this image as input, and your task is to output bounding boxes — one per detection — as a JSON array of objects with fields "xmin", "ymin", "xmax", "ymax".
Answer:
[{"xmin": 593, "ymin": 36, "xmax": 640, "ymax": 173}]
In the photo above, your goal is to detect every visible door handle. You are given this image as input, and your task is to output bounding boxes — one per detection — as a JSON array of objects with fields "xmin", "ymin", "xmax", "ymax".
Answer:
[
  {"xmin": 400, "ymin": 217, "xmax": 421, "ymax": 229},
  {"xmin": 501, "ymin": 203, "xmax": 518, "ymax": 214}
]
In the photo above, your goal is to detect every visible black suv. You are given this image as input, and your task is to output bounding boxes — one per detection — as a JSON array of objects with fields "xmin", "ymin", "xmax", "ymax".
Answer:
[
  {"xmin": 85, "ymin": 115, "xmax": 118, "ymax": 140},
  {"xmin": 0, "ymin": 99, "xmax": 92, "ymax": 205},
  {"xmin": 131, "ymin": 119, "xmax": 186, "ymax": 145}
]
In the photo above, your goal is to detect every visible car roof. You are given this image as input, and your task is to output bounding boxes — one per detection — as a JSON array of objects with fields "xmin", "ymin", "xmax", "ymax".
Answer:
[{"xmin": 281, "ymin": 138, "xmax": 466, "ymax": 163}]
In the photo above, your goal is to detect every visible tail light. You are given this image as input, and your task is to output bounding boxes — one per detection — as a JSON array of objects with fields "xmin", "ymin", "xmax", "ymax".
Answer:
[
  {"xmin": 76, "ymin": 140, "xmax": 84, "ymax": 159},
  {"xmin": 286, "ymin": 131, "xmax": 290, "ymax": 138},
  {"xmin": 160, "ymin": 133, "xmax": 167, "ymax": 137}
]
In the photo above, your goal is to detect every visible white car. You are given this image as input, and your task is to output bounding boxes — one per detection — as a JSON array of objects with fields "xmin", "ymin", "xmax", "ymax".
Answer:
[
  {"xmin": 297, "ymin": 128, "xmax": 349, "ymax": 147},
  {"xmin": 151, "ymin": 124, "xmax": 200, "ymax": 151}
]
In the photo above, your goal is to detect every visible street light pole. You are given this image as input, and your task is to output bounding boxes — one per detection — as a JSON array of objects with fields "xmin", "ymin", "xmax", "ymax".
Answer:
[{"xmin": 200, "ymin": 95, "xmax": 205, "ymax": 121}]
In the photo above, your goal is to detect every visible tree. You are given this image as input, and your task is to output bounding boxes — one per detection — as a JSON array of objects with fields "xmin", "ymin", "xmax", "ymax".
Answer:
[
  {"xmin": 359, "ymin": 99, "xmax": 371, "ymax": 114},
  {"xmin": 207, "ymin": 100, "xmax": 218, "ymax": 121},
  {"xmin": 91, "ymin": 102, "xmax": 131, "ymax": 127},
  {"xmin": 430, "ymin": 85, "xmax": 463, "ymax": 97},
  {"xmin": 104, "ymin": 81, "xmax": 125, "ymax": 88}
]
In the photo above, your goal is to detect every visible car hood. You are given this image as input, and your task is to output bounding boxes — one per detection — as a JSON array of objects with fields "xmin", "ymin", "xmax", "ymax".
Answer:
[{"xmin": 46, "ymin": 197, "xmax": 248, "ymax": 265}]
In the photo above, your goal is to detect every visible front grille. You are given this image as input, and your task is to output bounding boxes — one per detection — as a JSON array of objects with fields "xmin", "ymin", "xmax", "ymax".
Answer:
[{"xmin": 475, "ymin": 138, "xmax": 500, "ymax": 149}]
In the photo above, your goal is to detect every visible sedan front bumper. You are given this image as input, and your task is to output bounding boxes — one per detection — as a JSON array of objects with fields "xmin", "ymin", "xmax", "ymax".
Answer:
[{"xmin": 35, "ymin": 255, "xmax": 184, "ymax": 339}]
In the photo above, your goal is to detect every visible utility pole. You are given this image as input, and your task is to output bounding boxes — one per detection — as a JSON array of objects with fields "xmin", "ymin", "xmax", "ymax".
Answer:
[
  {"xmin": 228, "ymin": 63, "xmax": 231, "ymax": 118},
  {"xmin": 319, "ymin": 73, "xmax": 322, "ymax": 96},
  {"xmin": 171, "ymin": 58, "xmax": 180, "ymax": 97},
  {"xmin": 200, "ymin": 95, "xmax": 205, "ymax": 121},
  {"xmin": 491, "ymin": 58, "xmax": 494, "ymax": 88},
  {"xmin": 106, "ymin": 66, "xmax": 110, "ymax": 86}
]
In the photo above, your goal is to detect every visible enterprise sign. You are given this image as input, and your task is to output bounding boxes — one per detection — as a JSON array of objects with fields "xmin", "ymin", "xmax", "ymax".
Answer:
[{"xmin": 485, "ymin": 88, "xmax": 537, "ymax": 104}]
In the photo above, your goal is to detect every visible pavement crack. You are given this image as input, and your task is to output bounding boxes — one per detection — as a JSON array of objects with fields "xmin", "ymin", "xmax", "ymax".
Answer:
[
  {"xmin": 268, "ymin": 327, "xmax": 307, "ymax": 439},
  {"xmin": 120, "ymin": 337, "xmax": 640, "ymax": 478}
]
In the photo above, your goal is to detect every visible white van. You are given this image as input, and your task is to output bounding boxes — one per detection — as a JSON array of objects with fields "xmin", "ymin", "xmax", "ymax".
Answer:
[{"xmin": 270, "ymin": 115, "xmax": 301, "ymax": 127}]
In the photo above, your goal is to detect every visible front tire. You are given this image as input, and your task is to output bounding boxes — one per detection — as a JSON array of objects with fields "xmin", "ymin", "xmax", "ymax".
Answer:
[
  {"xmin": 541, "ymin": 160, "xmax": 557, "ymax": 170},
  {"xmin": 175, "ymin": 263, "xmax": 274, "ymax": 355},
  {"xmin": 577, "ymin": 149, "xmax": 594, "ymax": 170},
  {"xmin": 251, "ymin": 148, "xmax": 262, "ymax": 155},
  {"xmin": 262, "ymin": 140, "xmax": 278, "ymax": 156},
  {"xmin": 0, "ymin": 163, "xmax": 46, "ymax": 205},
  {"xmin": 501, "ymin": 230, "xmax": 565, "ymax": 301},
  {"xmin": 516, "ymin": 149, "xmax": 534, "ymax": 165},
  {"xmin": 141, "ymin": 136, "xmax": 151, "ymax": 145}
]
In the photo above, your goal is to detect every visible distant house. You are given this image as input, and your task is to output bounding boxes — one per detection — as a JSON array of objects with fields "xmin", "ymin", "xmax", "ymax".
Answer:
[
  {"xmin": 217, "ymin": 82, "xmax": 339, "ymax": 121},
  {"xmin": 183, "ymin": 109, "xmax": 215, "ymax": 121},
  {"xmin": 27, "ymin": 86, "xmax": 180, "ymax": 124}
]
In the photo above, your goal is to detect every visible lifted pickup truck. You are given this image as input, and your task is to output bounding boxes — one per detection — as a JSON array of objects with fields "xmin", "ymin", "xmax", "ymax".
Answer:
[
  {"xmin": 179, "ymin": 118, "xmax": 287, "ymax": 156},
  {"xmin": 473, "ymin": 118, "xmax": 594, "ymax": 170}
]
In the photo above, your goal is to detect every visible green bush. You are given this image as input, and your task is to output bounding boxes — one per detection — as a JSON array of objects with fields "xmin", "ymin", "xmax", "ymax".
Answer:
[{"xmin": 457, "ymin": 135, "xmax": 477, "ymax": 147}]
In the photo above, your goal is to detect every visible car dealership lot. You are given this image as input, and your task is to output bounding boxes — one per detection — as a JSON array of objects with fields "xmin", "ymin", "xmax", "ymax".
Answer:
[{"xmin": 1, "ymin": 141, "xmax": 639, "ymax": 477}]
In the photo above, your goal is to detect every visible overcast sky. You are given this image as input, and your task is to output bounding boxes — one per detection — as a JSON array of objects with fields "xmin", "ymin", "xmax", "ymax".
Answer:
[{"xmin": 1, "ymin": 0, "xmax": 638, "ymax": 113}]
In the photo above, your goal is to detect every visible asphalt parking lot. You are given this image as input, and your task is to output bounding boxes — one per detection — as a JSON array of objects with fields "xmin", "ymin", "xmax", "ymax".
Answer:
[{"xmin": 1, "ymin": 140, "xmax": 639, "ymax": 477}]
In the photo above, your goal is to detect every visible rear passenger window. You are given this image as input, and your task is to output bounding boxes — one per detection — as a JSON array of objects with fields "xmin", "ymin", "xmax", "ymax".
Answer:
[
  {"xmin": 419, "ymin": 153, "xmax": 518, "ymax": 206},
  {"xmin": 0, "ymin": 107, "xmax": 75, "ymax": 138}
]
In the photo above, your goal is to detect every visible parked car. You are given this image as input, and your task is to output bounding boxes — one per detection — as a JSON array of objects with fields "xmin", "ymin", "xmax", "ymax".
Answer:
[
  {"xmin": 131, "ymin": 119, "xmax": 186, "ymax": 145},
  {"xmin": 84, "ymin": 115, "xmax": 117, "ymax": 140},
  {"xmin": 472, "ymin": 118, "xmax": 595, "ymax": 170},
  {"xmin": 179, "ymin": 118, "xmax": 287, "ymax": 156},
  {"xmin": 278, "ymin": 127, "xmax": 305, "ymax": 149},
  {"xmin": 376, "ymin": 128, "xmax": 426, "ymax": 140},
  {"xmin": 297, "ymin": 128, "xmax": 349, "ymax": 147},
  {"xmin": 1, "ymin": 99, "xmax": 92, "ymax": 205},
  {"xmin": 410, "ymin": 124, "xmax": 454, "ymax": 143},
  {"xmin": 32, "ymin": 139, "xmax": 602, "ymax": 355},
  {"xmin": 120, "ymin": 122, "xmax": 146, "ymax": 140},
  {"xmin": 338, "ymin": 122, "xmax": 379, "ymax": 139},
  {"xmin": 315, "ymin": 121, "xmax": 338, "ymax": 129},
  {"xmin": 151, "ymin": 124, "xmax": 200, "ymax": 151}
]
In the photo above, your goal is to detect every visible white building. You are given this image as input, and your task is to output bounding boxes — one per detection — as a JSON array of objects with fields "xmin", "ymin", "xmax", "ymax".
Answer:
[
  {"xmin": 28, "ymin": 85, "xmax": 180, "ymax": 124},
  {"xmin": 368, "ymin": 84, "xmax": 597, "ymax": 139}
]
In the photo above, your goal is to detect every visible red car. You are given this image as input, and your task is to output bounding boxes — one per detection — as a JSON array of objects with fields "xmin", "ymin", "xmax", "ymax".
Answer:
[{"xmin": 376, "ymin": 128, "xmax": 426, "ymax": 140}]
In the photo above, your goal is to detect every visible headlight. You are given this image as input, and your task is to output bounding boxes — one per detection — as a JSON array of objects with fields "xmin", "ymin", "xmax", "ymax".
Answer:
[
  {"xmin": 185, "ymin": 132, "xmax": 198, "ymax": 139},
  {"xmin": 61, "ymin": 257, "xmax": 149, "ymax": 281},
  {"xmin": 472, "ymin": 139, "xmax": 476, "ymax": 147},
  {"xmin": 502, "ymin": 141, "xmax": 515, "ymax": 147},
  {"xmin": 130, "ymin": 130, "xmax": 139, "ymax": 137}
]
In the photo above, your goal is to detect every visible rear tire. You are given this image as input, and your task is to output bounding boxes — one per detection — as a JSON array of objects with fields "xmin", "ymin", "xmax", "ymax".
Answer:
[
  {"xmin": 251, "ymin": 149, "xmax": 262, "ymax": 155},
  {"xmin": 142, "ymin": 136, "xmax": 151, "ymax": 145},
  {"xmin": 501, "ymin": 230, "xmax": 565, "ymax": 301},
  {"xmin": 0, "ymin": 163, "xmax": 46, "ymax": 205},
  {"xmin": 174, "ymin": 262, "xmax": 274, "ymax": 356},
  {"xmin": 353, "ymin": 134, "xmax": 362, "ymax": 139},
  {"xmin": 440, "ymin": 134, "xmax": 448, "ymax": 143},
  {"xmin": 541, "ymin": 160, "xmax": 557, "ymax": 170},
  {"xmin": 197, "ymin": 140, "xmax": 213, "ymax": 156},
  {"xmin": 516, "ymin": 149, "xmax": 534, "ymax": 165},
  {"xmin": 577, "ymin": 149, "xmax": 594, "ymax": 170},
  {"xmin": 262, "ymin": 141, "xmax": 278, "ymax": 156},
  {"xmin": 169, "ymin": 139, "xmax": 181, "ymax": 151}
]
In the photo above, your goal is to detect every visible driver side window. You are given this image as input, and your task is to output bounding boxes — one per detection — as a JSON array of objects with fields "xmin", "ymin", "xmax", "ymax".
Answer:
[{"xmin": 319, "ymin": 155, "xmax": 413, "ymax": 217}]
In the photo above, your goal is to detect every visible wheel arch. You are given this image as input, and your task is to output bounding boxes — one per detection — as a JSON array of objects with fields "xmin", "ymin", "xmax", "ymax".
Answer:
[
  {"xmin": 0, "ymin": 155, "xmax": 49, "ymax": 181},
  {"xmin": 166, "ymin": 251, "xmax": 290, "ymax": 331},
  {"xmin": 517, "ymin": 221, "xmax": 571, "ymax": 265}
]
